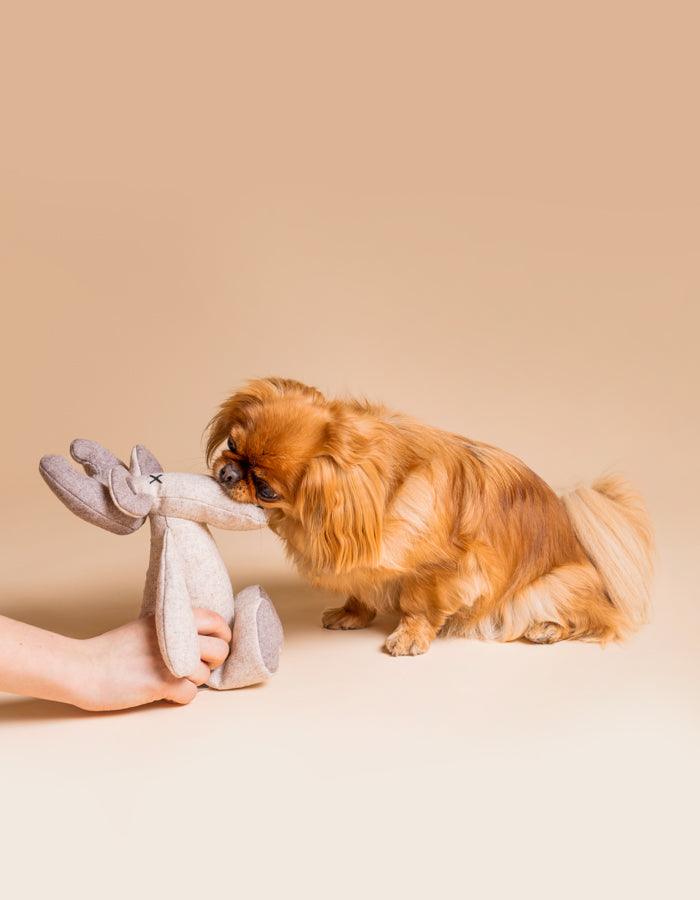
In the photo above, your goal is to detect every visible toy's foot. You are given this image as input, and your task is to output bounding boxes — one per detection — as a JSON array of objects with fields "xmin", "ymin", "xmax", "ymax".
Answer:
[{"xmin": 207, "ymin": 586, "xmax": 283, "ymax": 690}]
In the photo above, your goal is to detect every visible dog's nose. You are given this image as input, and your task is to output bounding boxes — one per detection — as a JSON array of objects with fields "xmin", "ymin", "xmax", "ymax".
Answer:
[{"xmin": 218, "ymin": 462, "xmax": 243, "ymax": 487}]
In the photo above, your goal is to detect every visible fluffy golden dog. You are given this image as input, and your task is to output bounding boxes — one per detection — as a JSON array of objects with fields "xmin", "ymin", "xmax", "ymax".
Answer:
[{"xmin": 207, "ymin": 378, "xmax": 653, "ymax": 655}]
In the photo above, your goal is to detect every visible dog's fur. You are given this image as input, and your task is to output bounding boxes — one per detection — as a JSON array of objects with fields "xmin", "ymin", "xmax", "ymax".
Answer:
[{"xmin": 207, "ymin": 378, "xmax": 653, "ymax": 655}]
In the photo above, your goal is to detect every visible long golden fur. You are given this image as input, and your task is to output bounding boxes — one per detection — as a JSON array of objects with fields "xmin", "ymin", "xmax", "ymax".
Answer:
[{"xmin": 207, "ymin": 378, "xmax": 653, "ymax": 655}]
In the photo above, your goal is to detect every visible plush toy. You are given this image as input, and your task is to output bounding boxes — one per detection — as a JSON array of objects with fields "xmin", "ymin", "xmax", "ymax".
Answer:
[{"xmin": 39, "ymin": 439, "xmax": 283, "ymax": 690}]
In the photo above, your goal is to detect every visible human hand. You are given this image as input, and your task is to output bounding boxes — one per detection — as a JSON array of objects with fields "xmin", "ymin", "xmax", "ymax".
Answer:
[{"xmin": 71, "ymin": 609, "xmax": 232, "ymax": 711}]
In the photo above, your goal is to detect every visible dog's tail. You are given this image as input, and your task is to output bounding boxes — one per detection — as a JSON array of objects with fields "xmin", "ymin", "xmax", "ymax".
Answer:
[{"xmin": 562, "ymin": 475, "xmax": 653, "ymax": 635}]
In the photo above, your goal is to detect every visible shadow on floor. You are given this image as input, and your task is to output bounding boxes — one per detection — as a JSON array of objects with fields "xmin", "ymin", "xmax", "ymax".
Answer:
[
  {"xmin": 0, "ymin": 695, "xmax": 173, "ymax": 724},
  {"xmin": 1, "ymin": 576, "xmax": 335, "ymax": 640},
  {"xmin": 0, "ymin": 577, "xmax": 397, "ymax": 725}
]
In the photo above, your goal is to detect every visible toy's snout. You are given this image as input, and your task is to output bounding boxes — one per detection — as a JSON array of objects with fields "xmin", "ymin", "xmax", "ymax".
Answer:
[{"xmin": 109, "ymin": 465, "xmax": 269, "ymax": 530}]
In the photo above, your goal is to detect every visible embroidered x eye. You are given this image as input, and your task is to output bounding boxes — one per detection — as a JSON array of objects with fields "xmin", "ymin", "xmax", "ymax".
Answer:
[
  {"xmin": 149, "ymin": 474, "xmax": 163, "ymax": 484},
  {"xmin": 227, "ymin": 436, "xmax": 237, "ymax": 454}
]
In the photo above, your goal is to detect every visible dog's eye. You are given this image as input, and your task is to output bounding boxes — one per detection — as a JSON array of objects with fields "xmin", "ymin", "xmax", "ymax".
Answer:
[
  {"xmin": 227, "ymin": 436, "xmax": 237, "ymax": 454},
  {"xmin": 255, "ymin": 478, "xmax": 279, "ymax": 502}
]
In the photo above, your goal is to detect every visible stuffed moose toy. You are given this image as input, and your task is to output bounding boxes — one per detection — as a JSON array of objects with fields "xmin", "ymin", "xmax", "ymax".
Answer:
[{"xmin": 39, "ymin": 439, "xmax": 283, "ymax": 690}]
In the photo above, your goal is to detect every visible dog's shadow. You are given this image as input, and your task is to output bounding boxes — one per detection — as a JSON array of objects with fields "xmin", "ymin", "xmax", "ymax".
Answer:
[{"xmin": 0, "ymin": 576, "xmax": 354, "ymax": 725}]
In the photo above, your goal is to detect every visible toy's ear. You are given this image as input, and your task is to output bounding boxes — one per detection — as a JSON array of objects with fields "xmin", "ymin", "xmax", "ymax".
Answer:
[
  {"xmin": 109, "ymin": 467, "xmax": 155, "ymax": 518},
  {"xmin": 130, "ymin": 445, "xmax": 163, "ymax": 477}
]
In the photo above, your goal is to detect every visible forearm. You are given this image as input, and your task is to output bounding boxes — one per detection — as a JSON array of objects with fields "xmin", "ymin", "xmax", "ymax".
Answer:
[{"xmin": 0, "ymin": 615, "xmax": 86, "ymax": 705}]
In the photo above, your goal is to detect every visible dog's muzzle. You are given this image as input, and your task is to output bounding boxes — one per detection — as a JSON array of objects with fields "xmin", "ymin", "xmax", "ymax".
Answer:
[{"xmin": 218, "ymin": 461, "xmax": 243, "ymax": 487}]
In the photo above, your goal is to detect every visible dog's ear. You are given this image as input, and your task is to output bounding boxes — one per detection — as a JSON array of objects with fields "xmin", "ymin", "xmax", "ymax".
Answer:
[
  {"xmin": 297, "ymin": 422, "xmax": 386, "ymax": 574},
  {"xmin": 205, "ymin": 401, "xmax": 236, "ymax": 467}
]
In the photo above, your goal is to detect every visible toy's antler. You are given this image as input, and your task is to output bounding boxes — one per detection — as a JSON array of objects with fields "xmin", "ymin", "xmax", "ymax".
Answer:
[{"xmin": 38, "ymin": 439, "xmax": 160, "ymax": 535}]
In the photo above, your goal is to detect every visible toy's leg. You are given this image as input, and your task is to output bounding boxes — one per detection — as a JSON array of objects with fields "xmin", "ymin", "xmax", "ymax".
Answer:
[
  {"xmin": 207, "ymin": 586, "xmax": 283, "ymax": 690},
  {"xmin": 154, "ymin": 528, "xmax": 201, "ymax": 679}
]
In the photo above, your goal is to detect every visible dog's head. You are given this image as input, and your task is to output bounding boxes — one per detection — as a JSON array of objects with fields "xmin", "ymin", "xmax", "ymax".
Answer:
[{"xmin": 206, "ymin": 378, "xmax": 387, "ymax": 573}]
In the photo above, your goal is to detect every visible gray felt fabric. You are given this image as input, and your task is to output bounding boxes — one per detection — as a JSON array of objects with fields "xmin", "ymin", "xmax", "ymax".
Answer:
[
  {"xmin": 207, "ymin": 585, "xmax": 283, "ymax": 689},
  {"xmin": 131, "ymin": 444, "xmax": 163, "ymax": 478},
  {"xmin": 70, "ymin": 439, "xmax": 123, "ymax": 481},
  {"xmin": 256, "ymin": 587, "xmax": 284, "ymax": 673},
  {"xmin": 40, "ymin": 439, "xmax": 283, "ymax": 690},
  {"xmin": 40, "ymin": 448, "xmax": 145, "ymax": 535}
]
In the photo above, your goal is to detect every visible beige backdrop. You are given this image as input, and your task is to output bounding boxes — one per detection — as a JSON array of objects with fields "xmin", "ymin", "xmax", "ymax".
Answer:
[{"xmin": 1, "ymin": 3, "xmax": 698, "ymax": 899}]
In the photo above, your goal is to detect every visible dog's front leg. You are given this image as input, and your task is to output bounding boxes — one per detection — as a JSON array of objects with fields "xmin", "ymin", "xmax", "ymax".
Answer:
[
  {"xmin": 384, "ymin": 581, "xmax": 457, "ymax": 656},
  {"xmin": 322, "ymin": 594, "xmax": 377, "ymax": 630}
]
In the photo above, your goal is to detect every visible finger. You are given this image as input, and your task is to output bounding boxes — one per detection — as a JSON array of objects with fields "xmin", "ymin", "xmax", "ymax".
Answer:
[
  {"xmin": 187, "ymin": 660, "xmax": 212, "ymax": 687},
  {"xmin": 199, "ymin": 635, "xmax": 230, "ymax": 669},
  {"xmin": 167, "ymin": 679, "xmax": 199, "ymax": 705},
  {"xmin": 192, "ymin": 608, "xmax": 232, "ymax": 644}
]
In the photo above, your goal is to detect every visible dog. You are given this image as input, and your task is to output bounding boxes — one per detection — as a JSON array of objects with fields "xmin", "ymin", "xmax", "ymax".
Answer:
[{"xmin": 206, "ymin": 377, "xmax": 653, "ymax": 656}]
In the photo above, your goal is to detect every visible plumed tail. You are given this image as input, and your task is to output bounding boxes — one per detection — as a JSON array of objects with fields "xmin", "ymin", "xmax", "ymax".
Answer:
[{"xmin": 562, "ymin": 475, "xmax": 654, "ymax": 635}]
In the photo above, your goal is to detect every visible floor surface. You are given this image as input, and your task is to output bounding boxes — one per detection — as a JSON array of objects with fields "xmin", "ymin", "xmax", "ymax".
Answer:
[{"xmin": 1, "ymin": 530, "xmax": 697, "ymax": 900}]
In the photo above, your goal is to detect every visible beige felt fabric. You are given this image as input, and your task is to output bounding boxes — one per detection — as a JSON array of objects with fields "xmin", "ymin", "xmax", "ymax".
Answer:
[
  {"xmin": 127, "ymin": 471, "xmax": 268, "ymax": 531},
  {"xmin": 144, "ymin": 513, "xmax": 236, "ymax": 679},
  {"xmin": 152, "ymin": 524, "xmax": 201, "ymax": 677},
  {"xmin": 112, "ymin": 464, "xmax": 282, "ymax": 688}
]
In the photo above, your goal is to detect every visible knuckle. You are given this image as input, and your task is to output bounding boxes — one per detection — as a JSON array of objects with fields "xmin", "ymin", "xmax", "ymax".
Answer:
[
  {"xmin": 192, "ymin": 606, "xmax": 211, "ymax": 625},
  {"xmin": 176, "ymin": 680, "xmax": 198, "ymax": 704},
  {"xmin": 197, "ymin": 663, "xmax": 211, "ymax": 685},
  {"xmin": 194, "ymin": 607, "xmax": 220, "ymax": 626},
  {"xmin": 212, "ymin": 637, "xmax": 229, "ymax": 662}
]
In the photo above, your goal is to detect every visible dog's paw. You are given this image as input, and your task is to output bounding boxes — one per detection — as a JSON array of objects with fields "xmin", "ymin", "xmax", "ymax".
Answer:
[
  {"xmin": 322, "ymin": 606, "xmax": 372, "ymax": 630},
  {"xmin": 384, "ymin": 624, "xmax": 431, "ymax": 656},
  {"xmin": 523, "ymin": 621, "xmax": 565, "ymax": 644}
]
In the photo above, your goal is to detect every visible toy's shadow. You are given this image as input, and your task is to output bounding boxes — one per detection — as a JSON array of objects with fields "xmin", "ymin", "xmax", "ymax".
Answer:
[{"xmin": 260, "ymin": 578, "xmax": 333, "ymax": 638}]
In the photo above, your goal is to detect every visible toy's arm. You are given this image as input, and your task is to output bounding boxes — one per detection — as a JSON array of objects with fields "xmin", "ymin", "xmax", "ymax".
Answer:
[{"xmin": 39, "ymin": 440, "xmax": 146, "ymax": 535}]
